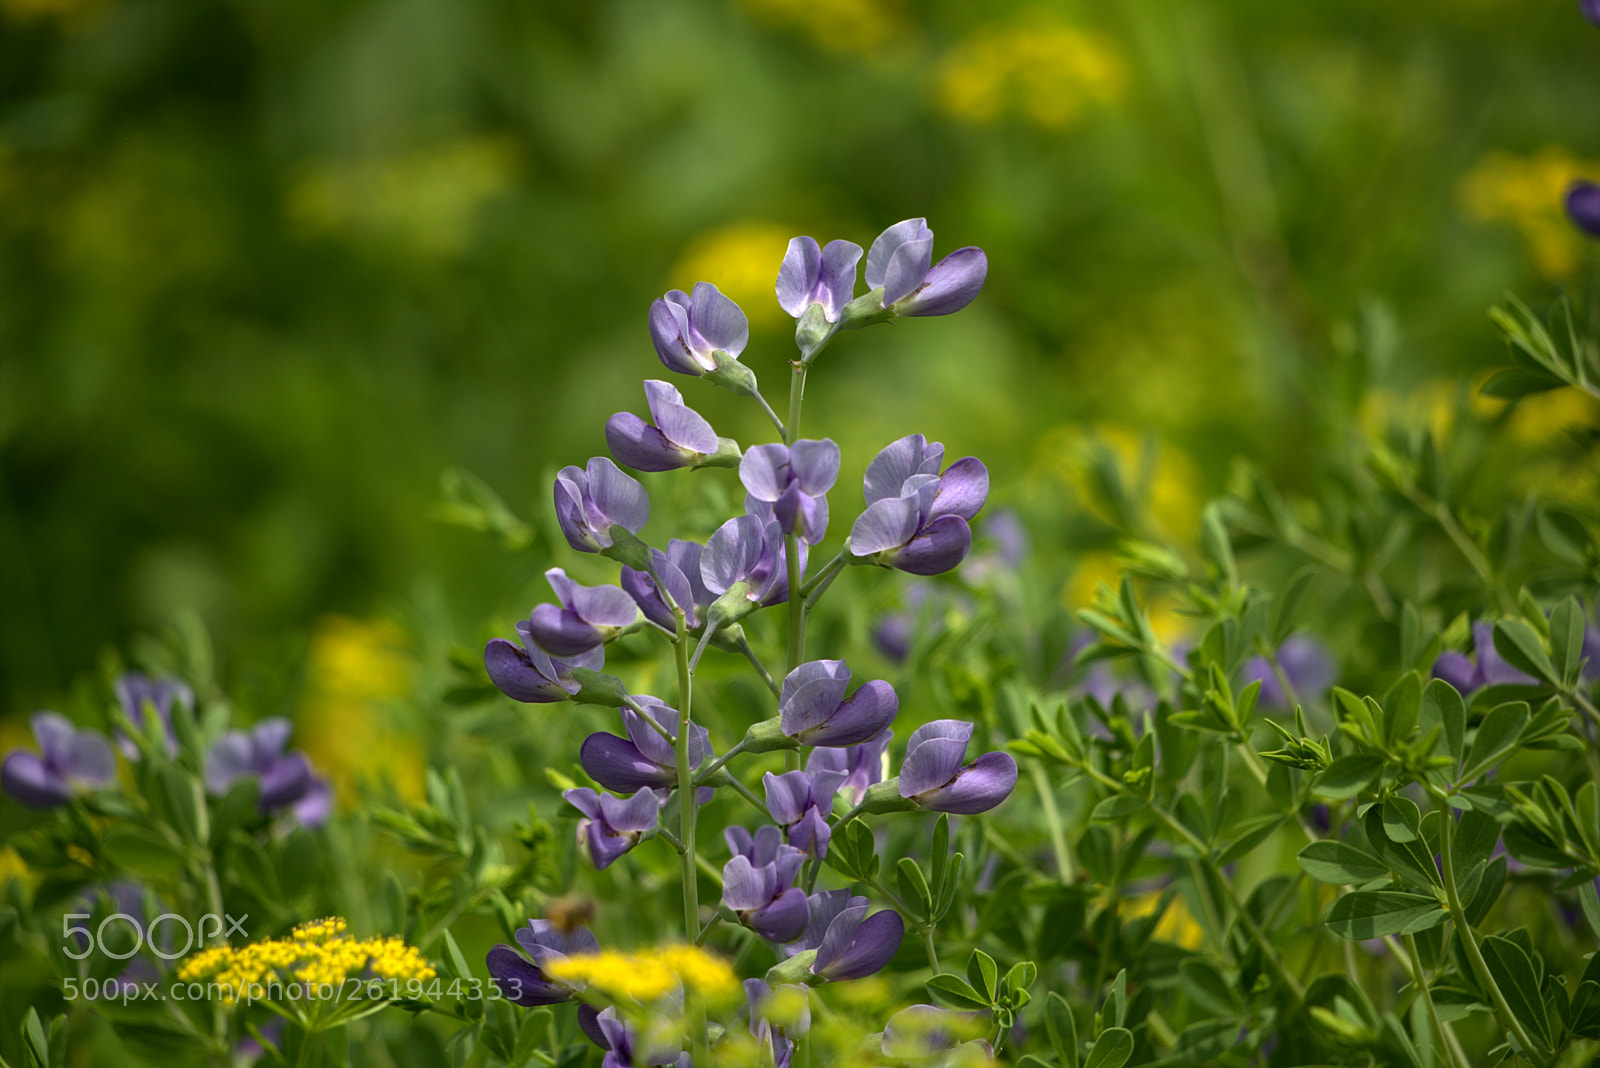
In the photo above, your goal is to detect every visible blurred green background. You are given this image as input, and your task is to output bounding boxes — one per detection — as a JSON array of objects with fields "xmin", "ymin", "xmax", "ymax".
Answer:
[{"xmin": 3, "ymin": 0, "xmax": 1598, "ymax": 724}]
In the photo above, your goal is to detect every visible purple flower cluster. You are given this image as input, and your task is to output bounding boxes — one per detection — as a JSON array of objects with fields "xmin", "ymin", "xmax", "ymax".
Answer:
[
  {"xmin": 850, "ymin": 434, "xmax": 989, "ymax": 576},
  {"xmin": 2, "ymin": 713, "xmax": 115, "ymax": 809},
  {"xmin": 205, "ymin": 718, "xmax": 332, "ymax": 827}
]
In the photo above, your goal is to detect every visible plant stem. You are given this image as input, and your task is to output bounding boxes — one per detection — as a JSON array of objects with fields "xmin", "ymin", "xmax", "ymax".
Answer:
[
  {"xmin": 751, "ymin": 387, "xmax": 786, "ymax": 438},
  {"xmin": 674, "ymin": 617, "xmax": 701, "ymax": 961},
  {"xmin": 1406, "ymin": 932, "xmax": 1470, "ymax": 1068},
  {"xmin": 1435, "ymin": 795, "xmax": 1545, "ymax": 1062},
  {"xmin": 693, "ymin": 739, "xmax": 747, "ymax": 784},
  {"xmin": 737, "ymin": 636, "xmax": 780, "ymax": 696},
  {"xmin": 803, "ymin": 552, "xmax": 849, "ymax": 610},
  {"xmin": 689, "ymin": 619, "xmax": 720, "ymax": 673},
  {"xmin": 1030, "ymin": 758, "xmax": 1073, "ymax": 883},
  {"xmin": 723, "ymin": 776, "xmax": 770, "ymax": 819},
  {"xmin": 922, "ymin": 928, "xmax": 941, "ymax": 973}
]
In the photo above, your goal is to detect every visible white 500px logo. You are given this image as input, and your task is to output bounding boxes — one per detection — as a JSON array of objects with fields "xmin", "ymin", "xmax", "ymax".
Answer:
[{"xmin": 64, "ymin": 912, "xmax": 248, "ymax": 960}]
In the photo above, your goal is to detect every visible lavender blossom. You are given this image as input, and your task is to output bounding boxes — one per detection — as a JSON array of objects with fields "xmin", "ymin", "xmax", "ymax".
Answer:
[
  {"xmin": 649, "ymin": 282, "xmax": 749, "ymax": 377},
  {"xmin": 114, "ymin": 672, "xmax": 192, "ymax": 758},
  {"xmin": 620, "ymin": 548, "xmax": 700, "ymax": 633},
  {"xmin": 702, "ymin": 515, "xmax": 804, "ymax": 613},
  {"xmin": 1569, "ymin": 180, "xmax": 1600, "ymax": 239},
  {"xmin": 606, "ymin": 380, "xmax": 737, "ymax": 472},
  {"xmin": 807, "ymin": 729, "xmax": 892, "ymax": 808},
  {"xmin": 205, "ymin": 718, "xmax": 331, "ymax": 826},
  {"xmin": 580, "ymin": 697, "xmax": 711, "ymax": 793},
  {"xmin": 744, "ymin": 980, "xmax": 811, "ymax": 1068},
  {"xmin": 863, "ymin": 218, "xmax": 987, "ymax": 318},
  {"xmin": 1430, "ymin": 621, "xmax": 1538, "ymax": 694},
  {"xmin": 777, "ymin": 237, "xmax": 864, "ymax": 323},
  {"xmin": 850, "ymin": 434, "xmax": 989, "ymax": 576},
  {"xmin": 898, "ymin": 720, "xmax": 1017, "ymax": 815},
  {"xmin": 565, "ymin": 787, "xmax": 663, "ymax": 870},
  {"xmin": 588, "ymin": 1006, "xmax": 692, "ymax": 1068},
  {"xmin": 1582, "ymin": 1, "xmax": 1600, "ymax": 29},
  {"xmin": 741, "ymin": 441, "xmax": 841, "ymax": 545},
  {"xmin": 765, "ymin": 768, "xmax": 847, "ymax": 858},
  {"xmin": 554, "ymin": 458, "xmax": 649, "ymax": 555},
  {"xmin": 779, "ymin": 660, "xmax": 898, "ymax": 746},
  {"xmin": 486, "ymin": 918, "xmax": 601, "ymax": 1007},
  {"xmin": 2, "ymin": 713, "xmax": 116, "ymax": 809},
  {"xmin": 809, "ymin": 900, "xmax": 905, "ymax": 981},
  {"xmin": 1242, "ymin": 634, "xmax": 1336, "ymax": 708},
  {"xmin": 524, "ymin": 568, "xmax": 639, "ymax": 657},
  {"xmin": 485, "ymin": 624, "xmax": 604, "ymax": 703},
  {"xmin": 722, "ymin": 828, "xmax": 810, "ymax": 943}
]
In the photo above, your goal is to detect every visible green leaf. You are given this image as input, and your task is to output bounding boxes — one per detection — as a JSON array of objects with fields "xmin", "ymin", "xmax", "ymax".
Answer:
[
  {"xmin": 1492, "ymin": 620, "xmax": 1559, "ymax": 686},
  {"xmin": 442, "ymin": 928, "xmax": 473, "ymax": 983},
  {"xmin": 930, "ymin": 813, "xmax": 951, "ymax": 899},
  {"xmin": 1217, "ymin": 815, "xmax": 1285, "ymax": 866},
  {"xmin": 1549, "ymin": 597, "xmax": 1587, "ymax": 686},
  {"xmin": 1382, "ymin": 672, "xmax": 1422, "ymax": 746},
  {"xmin": 1045, "ymin": 991, "xmax": 1080, "ymax": 1068},
  {"xmin": 926, "ymin": 973, "xmax": 989, "ymax": 1011},
  {"xmin": 1465, "ymin": 856, "xmax": 1508, "ymax": 927},
  {"xmin": 101, "ymin": 826, "xmax": 190, "ymax": 877},
  {"xmin": 897, "ymin": 858, "xmax": 933, "ymax": 921},
  {"xmin": 1481, "ymin": 935, "xmax": 1553, "ymax": 1047},
  {"xmin": 1382, "ymin": 796, "xmax": 1422, "ymax": 844},
  {"xmin": 1324, "ymin": 892, "xmax": 1443, "ymax": 940},
  {"xmin": 1419, "ymin": 679, "xmax": 1466, "ymax": 765},
  {"xmin": 1270, "ymin": 567, "xmax": 1319, "ymax": 645},
  {"xmin": 1364, "ymin": 805, "xmax": 1441, "ymax": 890},
  {"xmin": 1314, "ymin": 754, "xmax": 1383, "ymax": 799},
  {"xmin": 1298, "ymin": 840, "xmax": 1389, "ymax": 885},
  {"xmin": 22, "ymin": 1008, "xmax": 49, "ymax": 1068},
  {"xmin": 1084, "ymin": 1027, "xmax": 1134, "ymax": 1068},
  {"xmin": 966, "ymin": 949, "xmax": 998, "ymax": 1003},
  {"xmin": 1451, "ymin": 809, "xmax": 1500, "ymax": 887},
  {"xmin": 1091, "ymin": 795, "xmax": 1147, "ymax": 822},
  {"xmin": 1180, "ymin": 957, "xmax": 1241, "ymax": 1016},
  {"xmin": 1536, "ymin": 508, "xmax": 1595, "ymax": 566},
  {"xmin": 1461, "ymin": 701, "xmax": 1530, "ymax": 783}
]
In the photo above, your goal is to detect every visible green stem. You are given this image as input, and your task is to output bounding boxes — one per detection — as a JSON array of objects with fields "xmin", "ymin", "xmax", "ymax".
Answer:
[
  {"xmin": 803, "ymin": 551, "xmax": 850, "ymax": 611},
  {"xmin": 624, "ymin": 696, "xmax": 675, "ymax": 744},
  {"xmin": 674, "ymin": 617, "xmax": 701, "ymax": 959},
  {"xmin": 1435, "ymin": 795, "xmax": 1545, "ymax": 1061},
  {"xmin": 1029, "ymin": 759, "xmax": 1074, "ymax": 883},
  {"xmin": 689, "ymin": 619, "xmax": 720, "ymax": 673},
  {"xmin": 751, "ymin": 387, "xmax": 786, "ymax": 438},
  {"xmin": 1406, "ymin": 932, "xmax": 1469, "ymax": 1068},
  {"xmin": 922, "ymin": 928, "xmax": 941, "ymax": 973},
  {"xmin": 737, "ymin": 636, "xmax": 780, "ymax": 696},
  {"xmin": 693, "ymin": 739, "xmax": 747, "ymax": 785},
  {"xmin": 724, "ymin": 776, "xmax": 770, "ymax": 819},
  {"xmin": 798, "ymin": 550, "xmax": 848, "ymax": 599}
]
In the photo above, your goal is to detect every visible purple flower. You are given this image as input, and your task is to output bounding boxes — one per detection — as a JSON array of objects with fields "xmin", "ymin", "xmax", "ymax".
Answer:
[
  {"xmin": 205, "ymin": 718, "xmax": 331, "ymax": 825},
  {"xmin": 565, "ymin": 787, "xmax": 663, "ymax": 870},
  {"xmin": 1243, "ymin": 634, "xmax": 1336, "ymax": 709},
  {"xmin": 850, "ymin": 434, "xmax": 988, "ymax": 576},
  {"xmin": 114, "ymin": 672, "xmax": 192, "ymax": 758},
  {"xmin": 649, "ymin": 282, "xmax": 749, "ymax": 377},
  {"xmin": 777, "ymin": 237, "xmax": 864, "ymax": 323},
  {"xmin": 1429, "ymin": 621, "xmax": 1538, "ymax": 694},
  {"xmin": 554, "ymin": 458, "xmax": 649, "ymax": 555},
  {"xmin": 740, "ymin": 441, "xmax": 841, "ymax": 546},
  {"xmin": 898, "ymin": 720, "xmax": 1017, "ymax": 815},
  {"xmin": 807, "ymin": 729, "xmax": 892, "ymax": 808},
  {"xmin": 486, "ymin": 918, "xmax": 601, "ymax": 1007},
  {"xmin": 744, "ymin": 980, "xmax": 811, "ymax": 1068},
  {"xmin": 873, "ymin": 614, "xmax": 912, "ymax": 663},
  {"xmin": 779, "ymin": 660, "xmax": 898, "ymax": 747},
  {"xmin": 2, "ymin": 713, "xmax": 116, "ymax": 809},
  {"xmin": 722, "ymin": 828, "xmax": 810, "ymax": 943},
  {"xmin": 1570, "ymin": 180, "xmax": 1600, "ymax": 239},
  {"xmin": 1582, "ymin": 0, "xmax": 1600, "ymax": 29},
  {"xmin": 809, "ymin": 900, "xmax": 904, "ymax": 982},
  {"xmin": 485, "ymin": 625, "xmax": 604, "ymax": 703},
  {"xmin": 525, "ymin": 568, "xmax": 639, "ymax": 657},
  {"xmin": 606, "ymin": 381, "xmax": 731, "ymax": 473},
  {"xmin": 702, "ymin": 515, "xmax": 804, "ymax": 611},
  {"xmin": 864, "ymin": 218, "xmax": 987, "ymax": 317},
  {"xmin": 765, "ymin": 768, "xmax": 846, "ymax": 859},
  {"xmin": 620, "ymin": 548, "xmax": 701, "ymax": 633},
  {"xmin": 588, "ymin": 1006, "xmax": 692, "ymax": 1068},
  {"xmin": 580, "ymin": 697, "xmax": 711, "ymax": 793}
]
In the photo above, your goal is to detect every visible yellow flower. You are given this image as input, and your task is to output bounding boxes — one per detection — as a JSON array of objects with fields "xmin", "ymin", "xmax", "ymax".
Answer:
[
  {"xmin": 937, "ymin": 9, "xmax": 1126, "ymax": 130},
  {"xmin": 1122, "ymin": 890, "xmax": 1204, "ymax": 950},
  {"xmin": 1459, "ymin": 147, "xmax": 1600, "ymax": 278},
  {"xmin": 546, "ymin": 945, "xmax": 739, "ymax": 1003},
  {"xmin": 1036, "ymin": 424, "xmax": 1203, "ymax": 541},
  {"xmin": 177, "ymin": 916, "xmax": 434, "ymax": 1004}
]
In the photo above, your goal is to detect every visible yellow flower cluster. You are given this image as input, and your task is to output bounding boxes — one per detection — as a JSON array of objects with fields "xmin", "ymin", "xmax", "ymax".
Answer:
[
  {"xmin": 667, "ymin": 222, "xmax": 797, "ymax": 327},
  {"xmin": 177, "ymin": 917, "xmax": 434, "ymax": 1002},
  {"xmin": 1122, "ymin": 891, "xmax": 1205, "ymax": 951},
  {"xmin": 545, "ymin": 945, "xmax": 738, "ymax": 1002},
  {"xmin": 938, "ymin": 10, "xmax": 1126, "ymax": 129},
  {"xmin": 1459, "ymin": 146, "xmax": 1600, "ymax": 278}
]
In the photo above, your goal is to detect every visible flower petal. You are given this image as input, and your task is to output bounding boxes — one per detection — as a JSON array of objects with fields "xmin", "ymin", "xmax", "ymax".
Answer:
[
  {"xmin": 764, "ymin": 770, "xmax": 812, "ymax": 825},
  {"xmin": 485, "ymin": 638, "xmax": 568, "ymax": 702},
  {"xmin": 650, "ymin": 296, "xmax": 703, "ymax": 376},
  {"xmin": 927, "ymin": 457, "xmax": 989, "ymax": 523},
  {"xmin": 580, "ymin": 734, "xmax": 674, "ymax": 792},
  {"xmin": 818, "ymin": 239, "xmax": 864, "ymax": 320},
  {"xmin": 526, "ymin": 604, "xmax": 604, "ymax": 658},
  {"xmin": 702, "ymin": 515, "xmax": 764, "ymax": 594},
  {"xmin": 606, "ymin": 413, "xmax": 691, "ymax": 473},
  {"xmin": 689, "ymin": 281, "xmax": 749, "ymax": 357},
  {"xmin": 850, "ymin": 496, "xmax": 921, "ymax": 555},
  {"xmin": 600, "ymin": 786, "xmax": 663, "ymax": 833},
  {"xmin": 487, "ymin": 944, "xmax": 573, "ymax": 1006},
  {"xmin": 799, "ymin": 680, "xmax": 898, "ymax": 747},
  {"xmin": 723, "ymin": 855, "xmax": 778, "ymax": 911},
  {"xmin": 891, "ymin": 515, "xmax": 972, "ymax": 576},
  {"xmin": 789, "ymin": 439, "xmax": 841, "ymax": 496},
  {"xmin": 815, "ymin": 908, "xmax": 904, "ymax": 981},
  {"xmin": 899, "ymin": 736, "xmax": 970, "ymax": 797},
  {"xmin": 914, "ymin": 751, "xmax": 1018, "ymax": 814},
  {"xmin": 776, "ymin": 236, "xmax": 822, "ymax": 317},
  {"xmin": 585, "ymin": 457, "xmax": 649, "ymax": 534},
  {"xmin": 865, "ymin": 219, "xmax": 930, "ymax": 291},
  {"xmin": 881, "ymin": 235, "xmax": 934, "ymax": 307},
  {"xmin": 863, "ymin": 434, "xmax": 940, "ymax": 505},
  {"xmin": 258, "ymin": 751, "xmax": 312, "ymax": 809},
  {"xmin": 751, "ymin": 887, "xmax": 810, "ymax": 943},
  {"xmin": 1, "ymin": 751, "xmax": 70, "ymax": 808},
  {"xmin": 897, "ymin": 246, "xmax": 987, "ymax": 317}
]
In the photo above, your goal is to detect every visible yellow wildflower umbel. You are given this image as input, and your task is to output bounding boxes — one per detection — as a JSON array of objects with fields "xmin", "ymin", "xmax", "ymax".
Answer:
[
  {"xmin": 545, "ymin": 944, "xmax": 739, "ymax": 1005},
  {"xmin": 176, "ymin": 917, "xmax": 435, "ymax": 1031}
]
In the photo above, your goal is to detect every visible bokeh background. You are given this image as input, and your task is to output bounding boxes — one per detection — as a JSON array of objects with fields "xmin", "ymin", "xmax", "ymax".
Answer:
[{"xmin": 3, "ymin": 0, "xmax": 1598, "ymax": 739}]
